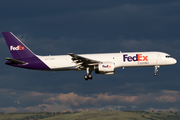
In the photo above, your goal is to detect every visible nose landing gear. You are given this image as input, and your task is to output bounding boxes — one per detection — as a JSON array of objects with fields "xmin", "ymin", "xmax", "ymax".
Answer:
[{"xmin": 154, "ymin": 65, "xmax": 160, "ymax": 76}]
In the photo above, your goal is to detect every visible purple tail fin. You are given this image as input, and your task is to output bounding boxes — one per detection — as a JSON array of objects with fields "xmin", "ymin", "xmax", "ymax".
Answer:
[{"xmin": 2, "ymin": 32, "xmax": 36, "ymax": 59}]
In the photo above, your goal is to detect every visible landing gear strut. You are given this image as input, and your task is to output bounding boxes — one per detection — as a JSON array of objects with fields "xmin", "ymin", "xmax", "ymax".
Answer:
[
  {"xmin": 154, "ymin": 65, "xmax": 160, "ymax": 76},
  {"xmin": 84, "ymin": 67, "xmax": 93, "ymax": 81}
]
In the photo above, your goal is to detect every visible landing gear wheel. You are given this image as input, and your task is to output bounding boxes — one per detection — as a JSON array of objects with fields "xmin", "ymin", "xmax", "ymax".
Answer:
[
  {"xmin": 154, "ymin": 66, "xmax": 160, "ymax": 76},
  {"xmin": 84, "ymin": 75, "xmax": 88, "ymax": 81},
  {"xmin": 84, "ymin": 67, "xmax": 93, "ymax": 81},
  {"xmin": 88, "ymin": 75, "xmax": 93, "ymax": 80}
]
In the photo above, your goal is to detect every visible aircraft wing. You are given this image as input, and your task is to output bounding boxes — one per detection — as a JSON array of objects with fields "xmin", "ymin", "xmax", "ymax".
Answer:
[{"xmin": 68, "ymin": 53, "xmax": 100, "ymax": 69}]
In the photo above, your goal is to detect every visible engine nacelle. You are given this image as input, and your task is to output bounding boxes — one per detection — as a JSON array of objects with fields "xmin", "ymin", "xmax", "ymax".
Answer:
[{"xmin": 94, "ymin": 62, "xmax": 115, "ymax": 75}]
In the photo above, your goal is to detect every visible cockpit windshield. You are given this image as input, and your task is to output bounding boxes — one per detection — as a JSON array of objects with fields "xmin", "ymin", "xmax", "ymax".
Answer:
[{"xmin": 166, "ymin": 55, "xmax": 172, "ymax": 58}]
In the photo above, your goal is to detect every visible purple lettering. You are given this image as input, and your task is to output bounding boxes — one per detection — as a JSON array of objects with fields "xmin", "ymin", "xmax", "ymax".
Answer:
[
  {"xmin": 123, "ymin": 54, "xmax": 128, "ymax": 62},
  {"xmin": 128, "ymin": 56, "xmax": 132, "ymax": 62},
  {"xmin": 132, "ymin": 54, "xmax": 138, "ymax": 61},
  {"xmin": 123, "ymin": 54, "xmax": 138, "ymax": 62}
]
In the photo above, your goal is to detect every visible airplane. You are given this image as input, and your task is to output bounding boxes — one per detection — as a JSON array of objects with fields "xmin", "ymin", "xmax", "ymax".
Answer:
[{"xmin": 2, "ymin": 32, "xmax": 177, "ymax": 80}]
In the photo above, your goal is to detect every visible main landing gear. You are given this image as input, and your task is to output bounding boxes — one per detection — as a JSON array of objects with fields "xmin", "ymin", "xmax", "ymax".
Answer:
[
  {"xmin": 154, "ymin": 65, "xmax": 160, "ymax": 76},
  {"xmin": 84, "ymin": 67, "xmax": 93, "ymax": 81}
]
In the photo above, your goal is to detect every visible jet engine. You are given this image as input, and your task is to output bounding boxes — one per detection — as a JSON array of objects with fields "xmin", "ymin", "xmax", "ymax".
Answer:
[{"xmin": 94, "ymin": 62, "xmax": 115, "ymax": 75}]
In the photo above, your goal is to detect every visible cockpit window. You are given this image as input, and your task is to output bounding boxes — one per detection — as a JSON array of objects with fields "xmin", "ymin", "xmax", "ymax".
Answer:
[{"xmin": 166, "ymin": 55, "xmax": 172, "ymax": 58}]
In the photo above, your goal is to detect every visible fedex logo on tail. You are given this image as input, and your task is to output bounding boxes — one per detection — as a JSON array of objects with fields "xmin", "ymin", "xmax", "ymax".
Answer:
[
  {"xmin": 102, "ymin": 65, "xmax": 111, "ymax": 68},
  {"xmin": 10, "ymin": 45, "xmax": 24, "ymax": 51},
  {"xmin": 123, "ymin": 54, "xmax": 148, "ymax": 62}
]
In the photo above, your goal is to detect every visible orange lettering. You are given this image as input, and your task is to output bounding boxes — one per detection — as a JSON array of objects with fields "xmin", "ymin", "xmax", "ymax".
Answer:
[
  {"xmin": 21, "ymin": 46, "xmax": 24, "ymax": 50},
  {"xmin": 18, "ymin": 45, "xmax": 24, "ymax": 50},
  {"xmin": 143, "ymin": 56, "xmax": 148, "ymax": 61},
  {"xmin": 138, "ymin": 54, "xmax": 142, "ymax": 61}
]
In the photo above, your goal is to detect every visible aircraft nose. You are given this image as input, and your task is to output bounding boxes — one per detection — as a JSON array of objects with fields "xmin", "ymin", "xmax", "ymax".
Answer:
[{"xmin": 172, "ymin": 58, "xmax": 177, "ymax": 64}]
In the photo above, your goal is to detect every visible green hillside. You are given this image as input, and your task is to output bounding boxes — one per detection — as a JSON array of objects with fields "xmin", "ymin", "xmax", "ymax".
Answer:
[{"xmin": 0, "ymin": 111, "xmax": 180, "ymax": 120}]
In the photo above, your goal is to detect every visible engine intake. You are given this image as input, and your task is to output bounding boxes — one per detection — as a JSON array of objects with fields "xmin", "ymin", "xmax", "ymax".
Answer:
[{"xmin": 94, "ymin": 62, "xmax": 115, "ymax": 75}]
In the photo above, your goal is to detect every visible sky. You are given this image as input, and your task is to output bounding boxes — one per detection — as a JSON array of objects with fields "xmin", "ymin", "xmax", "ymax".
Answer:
[{"xmin": 0, "ymin": 0, "xmax": 180, "ymax": 113}]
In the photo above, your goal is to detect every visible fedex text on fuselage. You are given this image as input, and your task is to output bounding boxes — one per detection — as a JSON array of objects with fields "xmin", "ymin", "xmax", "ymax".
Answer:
[{"xmin": 123, "ymin": 54, "xmax": 148, "ymax": 62}]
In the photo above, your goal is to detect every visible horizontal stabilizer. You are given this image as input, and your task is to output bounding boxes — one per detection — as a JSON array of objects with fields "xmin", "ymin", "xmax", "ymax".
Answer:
[{"xmin": 5, "ymin": 58, "xmax": 28, "ymax": 65}]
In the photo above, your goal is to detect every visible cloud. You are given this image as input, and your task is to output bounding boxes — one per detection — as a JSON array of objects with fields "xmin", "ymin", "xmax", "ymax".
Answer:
[
  {"xmin": 44, "ymin": 92, "xmax": 138, "ymax": 107},
  {"xmin": 155, "ymin": 96, "xmax": 177, "ymax": 103},
  {"xmin": 44, "ymin": 90, "xmax": 180, "ymax": 108},
  {"xmin": 1, "ymin": 89, "xmax": 180, "ymax": 113},
  {"xmin": 155, "ymin": 90, "xmax": 180, "ymax": 103},
  {"xmin": 0, "ymin": 107, "xmax": 18, "ymax": 113}
]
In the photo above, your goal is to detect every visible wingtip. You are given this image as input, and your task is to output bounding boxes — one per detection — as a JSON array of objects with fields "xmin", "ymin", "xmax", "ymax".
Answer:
[
  {"xmin": 5, "ymin": 57, "xmax": 11, "ymax": 60},
  {"xmin": 68, "ymin": 53, "xmax": 74, "ymax": 55}
]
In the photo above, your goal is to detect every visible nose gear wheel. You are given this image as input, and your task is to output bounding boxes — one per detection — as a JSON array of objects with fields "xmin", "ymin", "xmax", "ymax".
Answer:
[{"xmin": 154, "ymin": 66, "xmax": 160, "ymax": 76}]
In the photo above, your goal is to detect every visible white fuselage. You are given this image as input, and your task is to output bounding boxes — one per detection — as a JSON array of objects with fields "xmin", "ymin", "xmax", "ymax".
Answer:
[{"xmin": 37, "ymin": 51, "xmax": 177, "ymax": 71}]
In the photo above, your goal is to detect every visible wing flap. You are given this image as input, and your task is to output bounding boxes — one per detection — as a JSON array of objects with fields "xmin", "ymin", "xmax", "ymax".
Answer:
[{"xmin": 68, "ymin": 53, "xmax": 100, "ymax": 69}]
